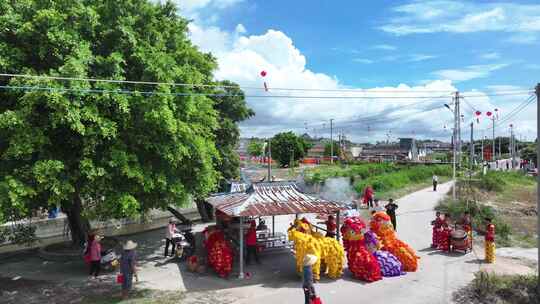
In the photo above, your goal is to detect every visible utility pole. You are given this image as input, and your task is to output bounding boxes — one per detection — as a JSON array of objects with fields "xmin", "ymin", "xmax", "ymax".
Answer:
[
  {"xmin": 330, "ymin": 119, "xmax": 334, "ymax": 164},
  {"xmin": 470, "ymin": 122, "xmax": 474, "ymax": 170},
  {"xmin": 481, "ymin": 131, "xmax": 484, "ymax": 161},
  {"xmin": 510, "ymin": 124, "xmax": 515, "ymax": 168},
  {"xmin": 452, "ymin": 92, "xmax": 458, "ymax": 200},
  {"xmin": 535, "ymin": 82, "xmax": 539, "ymax": 295},
  {"xmin": 498, "ymin": 136, "xmax": 502, "ymax": 159},
  {"xmin": 267, "ymin": 138, "xmax": 271, "ymax": 181},
  {"xmin": 492, "ymin": 116, "xmax": 496, "ymax": 161},
  {"xmin": 456, "ymin": 92, "xmax": 461, "ymax": 167}
]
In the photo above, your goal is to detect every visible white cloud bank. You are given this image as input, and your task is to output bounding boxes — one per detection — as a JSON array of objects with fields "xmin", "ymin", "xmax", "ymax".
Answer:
[{"xmin": 169, "ymin": 0, "xmax": 535, "ymax": 142}]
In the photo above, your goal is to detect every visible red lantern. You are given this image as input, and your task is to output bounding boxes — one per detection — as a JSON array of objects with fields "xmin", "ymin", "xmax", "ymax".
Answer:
[
  {"xmin": 260, "ymin": 70, "xmax": 268, "ymax": 91},
  {"xmin": 475, "ymin": 111, "xmax": 481, "ymax": 116},
  {"xmin": 486, "ymin": 111, "xmax": 492, "ymax": 117}
]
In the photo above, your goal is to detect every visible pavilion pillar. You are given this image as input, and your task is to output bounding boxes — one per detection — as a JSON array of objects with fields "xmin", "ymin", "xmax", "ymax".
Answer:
[
  {"xmin": 336, "ymin": 210, "xmax": 341, "ymax": 241},
  {"xmin": 238, "ymin": 216, "xmax": 244, "ymax": 279},
  {"xmin": 272, "ymin": 215, "xmax": 275, "ymax": 237}
]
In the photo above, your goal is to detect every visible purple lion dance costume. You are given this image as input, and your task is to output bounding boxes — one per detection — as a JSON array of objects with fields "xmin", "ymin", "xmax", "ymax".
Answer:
[{"xmin": 364, "ymin": 231, "xmax": 405, "ymax": 277}]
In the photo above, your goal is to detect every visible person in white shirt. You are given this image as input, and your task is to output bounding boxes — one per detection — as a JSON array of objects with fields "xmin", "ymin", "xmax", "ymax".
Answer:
[
  {"xmin": 164, "ymin": 218, "xmax": 177, "ymax": 257},
  {"xmin": 432, "ymin": 174, "xmax": 438, "ymax": 191}
]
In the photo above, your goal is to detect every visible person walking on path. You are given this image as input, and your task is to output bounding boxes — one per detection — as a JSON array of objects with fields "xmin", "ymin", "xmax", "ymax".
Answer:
[
  {"xmin": 432, "ymin": 174, "xmax": 438, "ymax": 191},
  {"xmin": 484, "ymin": 218, "xmax": 496, "ymax": 263},
  {"xmin": 245, "ymin": 220, "xmax": 260, "ymax": 264},
  {"xmin": 363, "ymin": 185, "xmax": 374, "ymax": 208},
  {"xmin": 385, "ymin": 199, "xmax": 399, "ymax": 231},
  {"xmin": 302, "ymin": 254, "xmax": 318, "ymax": 304},
  {"xmin": 89, "ymin": 235, "xmax": 102, "ymax": 279},
  {"xmin": 120, "ymin": 240, "xmax": 138, "ymax": 300},
  {"xmin": 164, "ymin": 218, "xmax": 176, "ymax": 257}
]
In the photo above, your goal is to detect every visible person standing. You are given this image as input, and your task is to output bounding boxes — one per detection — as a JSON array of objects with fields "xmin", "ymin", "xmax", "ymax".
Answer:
[
  {"xmin": 432, "ymin": 174, "xmax": 438, "ymax": 191},
  {"xmin": 319, "ymin": 215, "xmax": 337, "ymax": 238},
  {"xmin": 245, "ymin": 220, "xmax": 260, "ymax": 264},
  {"xmin": 89, "ymin": 235, "xmax": 103, "ymax": 279},
  {"xmin": 485, "ymin": 218, "xmax": 496, "ymax": 263},
  {"xmin": 385, "ymin": 199, "xmax": 399, "ymax": 231},
  {"xmin": 120, "ymin": 240, "xmax": 138, "ymax": 300},
  {"xmin": 302, "ymin": 254, "xmax": 318, "ymax": 304},
  {"xmin": 164, "ymin": 218, "xmax": 176, "ymax": 257},
  {"xmin": 363, "ymin": 185, "xmax": 374, "ymax": 208},
  {"xmin": 431, "ymin": 211, "xmax": 444, "ymax": 248}
]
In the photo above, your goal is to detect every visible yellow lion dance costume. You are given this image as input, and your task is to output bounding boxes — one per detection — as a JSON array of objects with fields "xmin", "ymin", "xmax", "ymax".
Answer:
[
  {"xmin": 370, "ymin": 212, "xmax": 419, "ymax": 272},
  {"xmin": 288, "ymin": 218, "xmax": 345, "ymax": 280}
]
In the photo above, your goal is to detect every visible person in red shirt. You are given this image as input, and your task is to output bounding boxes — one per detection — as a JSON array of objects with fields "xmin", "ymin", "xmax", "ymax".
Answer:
[
  {"xmin": 245, "ymin": 220, "xmax": 260, "ymax": 264},
  {"xmin": 363, "ymin": 185, "xmax": 374, "ymax": 208},
  {"xmin": 431, "ymin": 211, "xmax": 444, "ymax": 248},
  {"xmin": 319, "ymin": 215, "xmax": 337, "ymax": 238}
]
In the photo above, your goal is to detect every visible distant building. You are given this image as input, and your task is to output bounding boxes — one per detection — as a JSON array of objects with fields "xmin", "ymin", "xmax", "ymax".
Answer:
[{"xmin": 358, "ymin": 138, "xmax": 420, "ymax": 161}]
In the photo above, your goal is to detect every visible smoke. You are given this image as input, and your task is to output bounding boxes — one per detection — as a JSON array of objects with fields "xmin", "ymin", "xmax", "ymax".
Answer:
[{"xmin": 319, "ymin": 177, "xmax": 356, "ymax": 203}]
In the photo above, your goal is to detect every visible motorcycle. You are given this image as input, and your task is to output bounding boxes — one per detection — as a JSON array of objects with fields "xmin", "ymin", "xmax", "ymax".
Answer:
[
  {"xmin": 82, "ymin": 243, "xmax": 119, "ymax": 271},
  {"xmin": 172, "ymin": 227, "xmax": 195, "ymax": 260}
]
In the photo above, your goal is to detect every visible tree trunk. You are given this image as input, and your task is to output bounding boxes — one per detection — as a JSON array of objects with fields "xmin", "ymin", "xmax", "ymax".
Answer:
[
  {"xmin": 65, "ymin": 195, "xmax": 90, "ymax": 247},
  {"xmin": 195, "ymin": 198, "xmax": 210, "ymax": 222}
]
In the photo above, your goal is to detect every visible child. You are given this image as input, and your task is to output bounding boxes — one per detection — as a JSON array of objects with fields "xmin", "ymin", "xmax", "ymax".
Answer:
[
  {"xmin": 302, "ymin": 254, "xmax": 318, "ymax": 304},
  {"xmin": 485, "ymin": 218, "xmax": 495, "ymax": 263},
  {"xmin": 431, "ymin": 212, "xmax": 444, "ymax": 248}
]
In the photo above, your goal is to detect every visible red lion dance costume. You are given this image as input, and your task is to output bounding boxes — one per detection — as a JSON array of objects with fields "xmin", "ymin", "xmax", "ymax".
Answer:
[
  {"xmin": 370, "ymin": 212, "xmax": 419, "ymax": 272},
  {"xmin": 203, "ymin": 228, "xmax": 233, "ymax": 278},
  {"xmin": 340, "ymin": 217, "xmax": 382, "ymax": 282}
]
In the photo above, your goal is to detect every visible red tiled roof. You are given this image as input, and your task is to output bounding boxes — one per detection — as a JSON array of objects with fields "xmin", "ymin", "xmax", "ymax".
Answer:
[{"xmin": 206, "ymin": 182, "xmax": 345, "ymax": 217}]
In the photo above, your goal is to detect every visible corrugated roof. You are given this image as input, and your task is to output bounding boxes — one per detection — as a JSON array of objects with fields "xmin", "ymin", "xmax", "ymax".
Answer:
[{"xmin": 207, "ymin": 182, "xmax": 345, "ymax": 217}]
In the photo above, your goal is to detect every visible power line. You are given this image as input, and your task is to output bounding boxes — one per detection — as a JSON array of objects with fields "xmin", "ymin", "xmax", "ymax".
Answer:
[
  {"xmin": 0, "ymin": 73, "xmax": 533, "ymax": 96},
  {"xmin": 481, "ymin": 95, "xmax": 536, "ymax": 131}
]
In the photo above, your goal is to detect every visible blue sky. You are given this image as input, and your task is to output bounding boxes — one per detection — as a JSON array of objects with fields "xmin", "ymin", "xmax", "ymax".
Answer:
[{"xmin": 173, "ymin": 0, "xmax": 539, "ymax": 142}]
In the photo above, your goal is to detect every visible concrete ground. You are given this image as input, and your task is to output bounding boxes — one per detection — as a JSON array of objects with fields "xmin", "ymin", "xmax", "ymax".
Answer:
[{"xmin": 0, "ymin": 181, "xmax": 536, "ymax": 304}]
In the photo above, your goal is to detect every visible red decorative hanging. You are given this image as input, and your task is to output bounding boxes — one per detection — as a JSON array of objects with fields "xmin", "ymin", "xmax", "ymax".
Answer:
[{"xmin": 260, "ymin": 70, "xmax": 268, "ymax": 91}]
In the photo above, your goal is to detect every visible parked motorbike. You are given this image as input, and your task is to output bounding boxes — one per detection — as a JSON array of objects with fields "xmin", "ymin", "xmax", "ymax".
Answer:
[
  {"xmin": 172, "ymin": 227, "xmax": 195, "ymax": 260},
  {"xmin": 82, "ymin": 243, "xmax": 119, "ymax": 271}
]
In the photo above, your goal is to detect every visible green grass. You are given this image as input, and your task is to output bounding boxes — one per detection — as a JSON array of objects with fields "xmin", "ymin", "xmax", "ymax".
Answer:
[
  {"xmin": 303, "ymin": 163, "xmax": 452, "ymax": 199},
  {"xmin": 455, "ymin": 271, "xmax": 538, "ymax": 304}
]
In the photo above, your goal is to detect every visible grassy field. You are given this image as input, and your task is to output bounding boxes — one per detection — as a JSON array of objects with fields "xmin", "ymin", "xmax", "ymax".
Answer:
[
  {"xmin": 438, "ymin": 171, "xmax": 538, "ymax": 247},
  {"xmin": 454, "ymin": 271, "xmax": 538, "ymax": 304},
  {"xmin": 303, "ymin": 163, "xmax": 452, "ymax": 199}
]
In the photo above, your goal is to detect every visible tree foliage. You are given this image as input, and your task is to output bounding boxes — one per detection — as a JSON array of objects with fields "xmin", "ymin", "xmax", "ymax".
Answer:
[
  {"xmin": 247, "ymin": 140, "xmax": 264, "ymax": 157},
  {"xmin": 324, "ymin": 141, "xmax": 341, "ymax": 158},
  {"xmin": 0, "ymin": 0, "xmax": 248, "ymax": 244},
  {"xmin": 270, "ymin": 132, "xmax": 307, "ymax": 167}
]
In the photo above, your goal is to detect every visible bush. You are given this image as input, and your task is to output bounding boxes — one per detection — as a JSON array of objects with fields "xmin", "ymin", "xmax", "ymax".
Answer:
[{"xmin": 460, "ymin": 271, "xmax": 539, "ymax": 304}]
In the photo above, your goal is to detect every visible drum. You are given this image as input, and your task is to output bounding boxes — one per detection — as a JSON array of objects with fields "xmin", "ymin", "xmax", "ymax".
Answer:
[{"xmin": 450, "ymin": 230, "xmax": 467, "ymax": 240}]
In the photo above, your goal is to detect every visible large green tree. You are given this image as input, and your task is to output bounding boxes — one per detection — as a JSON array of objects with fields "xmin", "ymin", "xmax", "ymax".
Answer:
[
  {"xmin": 247, "ymin": 140, "xmax": 264, "ymax": 157},
  {"xmin": 0, "ymin": 0, "xmax": 246, "ymax": 245},
  {"xmin": 270, "ymin": 132, "xmax": 307, "ymax": 167}
]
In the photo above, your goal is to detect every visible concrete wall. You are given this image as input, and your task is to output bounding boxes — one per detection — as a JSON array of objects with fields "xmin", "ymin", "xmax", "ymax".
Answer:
[{"xmin": 0, "ymin": 208, "xmax": 201, "ymax": 254}]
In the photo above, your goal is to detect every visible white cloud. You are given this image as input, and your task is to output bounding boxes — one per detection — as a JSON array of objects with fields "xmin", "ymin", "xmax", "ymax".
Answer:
[
  {"xmin": 432, "ymin": 63, "xmax": 510, "ymax": 82},
  {"xmin": 179, "ymin": 1, "xmax": 533, "ymax": 141},
  {"xmin": 235, "ymin": 23, "xmax": 247, "ymax": 34},
  {"xmin": 479, "ymin": 52, "xmax": 500, "ymax": 60},
  {"xmin": 353, "ymin": 58, "xmax": 374, "ymax": 64},
  {"xmin": 372, "ymin": 44, "xmax": 397, "ymax": 51},
  {"xmin": 380, "ymin": 1, "xmax": 540, "ymax": 37},
  {"xmin": 409, "ymin": 54, "xmax": 438, "ymax": 62}
]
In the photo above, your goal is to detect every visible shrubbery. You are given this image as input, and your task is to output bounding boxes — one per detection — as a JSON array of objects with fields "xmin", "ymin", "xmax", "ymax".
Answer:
[{"xmin": 479, "ymin": 171, "xmax": 535, "ymax": 192}]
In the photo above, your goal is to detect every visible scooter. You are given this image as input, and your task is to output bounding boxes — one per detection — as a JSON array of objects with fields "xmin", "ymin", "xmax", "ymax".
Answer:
[{"xmin": 172, "ymin": 228, "xmax": 195, "ymax": 260}]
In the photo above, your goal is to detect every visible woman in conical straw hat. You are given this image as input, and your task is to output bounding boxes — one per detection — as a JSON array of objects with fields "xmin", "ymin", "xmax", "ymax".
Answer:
[
  {"xmin": 120, "ymin": 240, "xmax": 138, "ymax": 300},
  {"xmin": 302, "ymin": 254, "xmax": 318, "ymax": 304}
]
